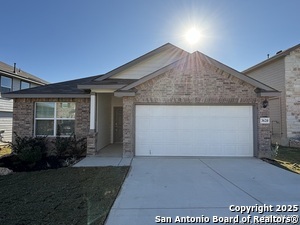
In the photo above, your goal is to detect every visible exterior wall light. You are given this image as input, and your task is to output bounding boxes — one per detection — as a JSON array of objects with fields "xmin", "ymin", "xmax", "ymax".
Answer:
[{"xmin": 263, "ymin": 99, "xmax": 268, "ymax": 108}]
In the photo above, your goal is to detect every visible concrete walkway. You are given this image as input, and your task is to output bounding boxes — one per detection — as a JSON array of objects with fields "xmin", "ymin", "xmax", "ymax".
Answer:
[
  {"xmin": 73, "ymin": 156, "xmax": 132, "ymax": 167},
  {"xmin": 106, "ymin": 157, "xmax": 300, "ymax": 225}
]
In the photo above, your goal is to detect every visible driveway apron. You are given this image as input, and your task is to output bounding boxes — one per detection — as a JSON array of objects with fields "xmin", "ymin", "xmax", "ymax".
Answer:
[{"xmin": 105, "ymin": 157, "xmax": 300, "ymax": 225}]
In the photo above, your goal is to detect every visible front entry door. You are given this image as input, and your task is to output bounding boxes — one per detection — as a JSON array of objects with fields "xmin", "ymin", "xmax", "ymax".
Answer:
[{"xmin": 114, "ymin": 107, "xmax": 123, "ymax": 143}]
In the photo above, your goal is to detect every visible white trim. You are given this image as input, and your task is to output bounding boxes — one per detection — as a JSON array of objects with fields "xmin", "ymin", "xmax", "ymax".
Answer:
[{"xmin": 90, "ymin": 94, "xmax": 96, "ymax": 130}]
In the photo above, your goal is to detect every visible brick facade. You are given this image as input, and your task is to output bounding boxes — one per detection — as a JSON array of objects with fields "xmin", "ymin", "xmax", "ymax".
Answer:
[
  {"xmin": 13, "ymin": 97, "xmax": 90, "ymax": 144},
  {"xmin": 123, "ymin": 57, "xmax": 271, "ymax": 157}
]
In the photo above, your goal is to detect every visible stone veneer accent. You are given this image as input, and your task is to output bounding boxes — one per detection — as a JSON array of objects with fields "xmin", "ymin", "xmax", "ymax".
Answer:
[
  {"xmin": 123, "ymin": 56, "xmax": 271, "ymax": 158},
  {"xmin": 285, "ymin": 47, "xmax": 300, "ymax": 141},
  {"xmin": 13, "ymin": 98, "xmax": 90, "ymax": 150}
]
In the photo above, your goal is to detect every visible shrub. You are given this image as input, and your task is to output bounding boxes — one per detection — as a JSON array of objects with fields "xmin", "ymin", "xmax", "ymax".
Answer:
[
  {"xmin": 10, "ymin": 133, "xmax": 48, "ymax": 164},
  {"xmin": 68, "ymin": 135, "xmax": 87, "ymax": 157},
  {"xmin": 17, "ymin": 145, "xmax": 42, "ymax": 164},
  {"xmin": 53, "ymin": 133, "xmax": 86, "ymax": 158}
]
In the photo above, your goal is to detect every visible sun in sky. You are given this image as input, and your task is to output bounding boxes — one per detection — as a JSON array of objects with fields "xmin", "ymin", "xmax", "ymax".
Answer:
[{"xmin": 185, "ymin": 27, "xmax": 201, "ymax": 45}]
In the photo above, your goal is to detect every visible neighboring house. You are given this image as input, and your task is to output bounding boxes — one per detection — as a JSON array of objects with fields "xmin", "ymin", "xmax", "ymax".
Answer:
[
  {"xmin": 0, "ymin": 62, "xmax": 49, "ymax": 144},
  {"xmin": 243, "ymin": 44, "xmax": 300, "ymax": 146},
  {"xmin": 3, "ymin": 43, "xmax": 279, "ymax": 158}
]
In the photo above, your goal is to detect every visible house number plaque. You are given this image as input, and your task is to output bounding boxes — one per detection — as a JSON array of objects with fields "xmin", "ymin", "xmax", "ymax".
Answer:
[{"xmin": 260, "ymin": 117, "xmax": 270, "ymax": 124}]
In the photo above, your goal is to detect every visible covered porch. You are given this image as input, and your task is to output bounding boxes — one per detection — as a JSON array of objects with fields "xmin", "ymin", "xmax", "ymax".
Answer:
[
  {"xmin": 96, "ymin": 143, "xmax": 123, "ymax": 157},
  {"xmin": 87, "ymin": 93, "xmax": 124, "ymax": 156}
]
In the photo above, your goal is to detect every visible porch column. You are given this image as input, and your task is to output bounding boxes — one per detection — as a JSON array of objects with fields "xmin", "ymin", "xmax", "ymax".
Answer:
[
  {"xmin": 87, "ymin": 93, "xmax": 97, "ymax": 155},
  {"xmin": 89, "ymin": 93, "xmax": 96, "ymax": 130}
]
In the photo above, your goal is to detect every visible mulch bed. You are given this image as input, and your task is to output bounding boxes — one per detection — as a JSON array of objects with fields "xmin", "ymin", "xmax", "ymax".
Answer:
[{"xmin": 0, "ymin": 154, "xmax": 84, "ymax": 173}]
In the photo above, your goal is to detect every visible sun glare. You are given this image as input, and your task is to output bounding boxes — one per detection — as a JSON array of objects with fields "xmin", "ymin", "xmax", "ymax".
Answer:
[{"xmin": 185, "ymin": 27, "xmax": 201, "ymax": 45}]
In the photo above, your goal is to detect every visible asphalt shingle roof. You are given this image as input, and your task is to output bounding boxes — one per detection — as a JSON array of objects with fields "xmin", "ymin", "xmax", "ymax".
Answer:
[{"xmin": 4, "ymin": 75, "xmax": 101, "ymax": 96}]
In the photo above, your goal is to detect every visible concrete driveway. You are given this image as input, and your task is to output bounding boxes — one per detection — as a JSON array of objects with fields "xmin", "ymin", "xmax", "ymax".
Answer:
[{"xmin": 106, "ymin": 157, "xmax": 300, "ymax": 225}]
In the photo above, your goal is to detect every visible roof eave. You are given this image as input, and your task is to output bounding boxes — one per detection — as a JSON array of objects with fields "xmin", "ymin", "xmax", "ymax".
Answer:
[
  {"xmin": 114, "ymin": 91, "xmax": 136, "ymax": 97},
  {"xmin": 77, "ymin": 84, "xmax": 126, "ymax": 90},
  {"xmin": 256, "ymin": 91, "xmax": 281, "ymax": 97},
  {"xmin": 2, "ymin": 93, "xmax": 90, "ymax": 99}
]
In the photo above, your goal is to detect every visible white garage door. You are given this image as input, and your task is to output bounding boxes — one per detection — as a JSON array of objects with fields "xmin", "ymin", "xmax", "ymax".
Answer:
[{"xmin": 135, "ymin": 105, "xmax": 253, "ymax": 156}]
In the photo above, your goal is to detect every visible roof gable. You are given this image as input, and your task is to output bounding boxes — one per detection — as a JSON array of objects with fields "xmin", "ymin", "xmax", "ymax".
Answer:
[
  {"xmin": 117, "ymin": 51, "xmax": 278, "ymax": 95},
  {"xmin": 95, "ymin": 43, "xmax": 189, "ymax": 81}
]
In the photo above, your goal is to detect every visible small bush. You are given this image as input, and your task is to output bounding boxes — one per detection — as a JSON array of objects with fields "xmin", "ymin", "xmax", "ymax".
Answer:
[
  {"xmin": 53, "ymin": 134, "xmax": 86, "ymax": 158},
  {"xmin": 68, "ymin": 135, "xmax": 87, "ymax": 157},
  {"xmin": 17, "ymin": 145, "xmax": 42, "ymax": 164},
  {"xmin": 10, "ymin": 133, "xmax": 48, "ymax": 164}
]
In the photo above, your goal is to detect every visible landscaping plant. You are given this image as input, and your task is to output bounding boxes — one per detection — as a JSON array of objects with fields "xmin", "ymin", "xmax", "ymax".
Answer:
[{"xmin": 10, "ymin": 133, "xmax": 48, "ymax": 164}]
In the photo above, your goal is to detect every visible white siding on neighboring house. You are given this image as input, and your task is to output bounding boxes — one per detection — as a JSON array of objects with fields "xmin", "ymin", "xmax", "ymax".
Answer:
[
  {"xmin": 245, "ymin": 57, "xmax": 287, "ymax": 144},
  {"xmin": 0, "ymin": 62, "xmax": 48, "ymax": 144},
  {"xmin": 12, "ymin": 78, "xmax": 21, "ymax": 91},
  {"xmin": 245, "ymin": 58, "xmax": 285, "ymax": 91},
  {"xmin": 0, "ymin": 112, "xmax": 13, "ymax": 145},
  {"xmin": 0, "ymin": 95, "xmax": 13, "ymax": 112},
  {"xmin": 31, "ymin": 83, "xmax": 38, "ymax": 88}
]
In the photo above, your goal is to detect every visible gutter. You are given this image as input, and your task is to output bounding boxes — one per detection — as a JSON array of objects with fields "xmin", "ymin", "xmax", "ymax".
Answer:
[{"xmin": 2, "ymin": 93, "xmax": 89, "ymax": 99}]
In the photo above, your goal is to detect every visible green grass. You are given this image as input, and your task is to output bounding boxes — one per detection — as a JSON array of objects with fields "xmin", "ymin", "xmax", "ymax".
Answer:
[
  {"xmin": 0, "ymin": 145, "xmax": 11, "ymax": 157},
  {"xmin": 274, "ymin": 146, "xmax": 300, "ymax": 174},
  {"xmin": 0, "ymin": 166, "xmax": 129, "ymax": 225}
]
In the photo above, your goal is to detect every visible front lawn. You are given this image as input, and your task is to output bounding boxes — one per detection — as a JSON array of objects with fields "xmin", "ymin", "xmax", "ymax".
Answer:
[
  {"xmin": 0, "ymin": 166, "xmax": 129, "ymax": 225},
  {"xmin": 274, "ymin": 146, "xmax": 300, "ymax": 174}
]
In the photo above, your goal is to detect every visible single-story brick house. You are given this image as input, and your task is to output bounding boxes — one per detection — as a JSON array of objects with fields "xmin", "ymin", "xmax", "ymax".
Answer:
[{"xmin": 3, "ymin": 43, "xmax": 280, "ymax": 158}]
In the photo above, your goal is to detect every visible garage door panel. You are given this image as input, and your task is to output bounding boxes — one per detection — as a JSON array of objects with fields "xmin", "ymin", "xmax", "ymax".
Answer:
[
  {"xmin": 176, "ymin": 117, "xmax": 195, "ymax": 129},
  {"xmin": 136, "ymin": 106, "xmax": 152, "ymax": 117},
  {"xmin": 236, "ymin": 145, "xmax": 252, "ymax": 156},
  {"xmin": 236, "ymin": 132, "xmax": 252, "ymax": 144},
  {"xmin": 235, "ymin": 118, "xmax": 252, "ymax": 130},
  {"xmin": 222, "ymin": 145, "xmax": 238, "ymax": 156},
  {"xmin": 178, "ymin": 131, "xmax": 195, "ymax": 144},
  {"xmin": 136, "ymin": 117, "xmax": 150, "ymax": 131},
  {"xmin": 135, "ymin": 105, "xmax": 253, "ymax": 157},
  {"xmin": 136, "ymin": 132, "xmax": 148, "ymax": 144},
  {"xmin": 222, "ymin": 132, "xmax": 237, "ymax": 144},
  {"xmin": 150, "ymin": 131, "xmax": 165, "ymax": 143}
]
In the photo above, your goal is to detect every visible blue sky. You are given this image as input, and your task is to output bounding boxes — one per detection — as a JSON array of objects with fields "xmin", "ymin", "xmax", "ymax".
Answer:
[{"xmin": 1, "ymin": 0, "xmax": 300, "ymax": 83}]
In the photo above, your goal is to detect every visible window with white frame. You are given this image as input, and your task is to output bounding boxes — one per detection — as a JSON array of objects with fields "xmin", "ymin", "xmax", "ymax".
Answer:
[
  {"xmin": 35, "ymin": 102, "xmax": 76, "ymax": 136},
  {"xmin": 0, "ymin": 76, "xmax": 12, "ymax": 93}
]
